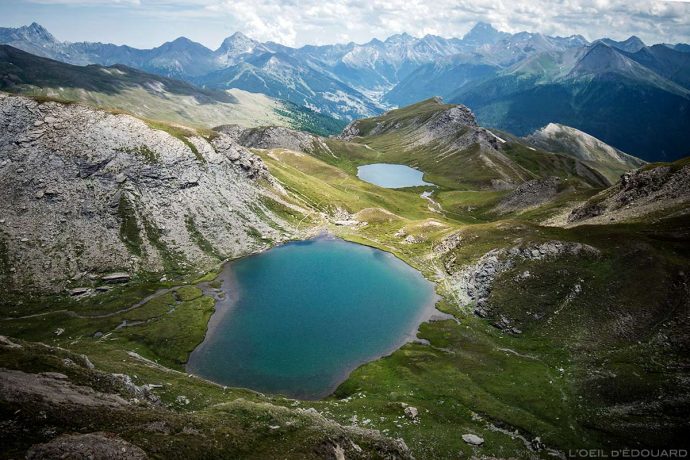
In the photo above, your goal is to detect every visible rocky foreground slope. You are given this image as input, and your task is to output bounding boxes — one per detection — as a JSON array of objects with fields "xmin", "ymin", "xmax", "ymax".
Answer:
[
  {"xmin": 0, "ymin": 336, "xmax": 412, "ymax": 459},
  {"xmin": 0, "ymin": 93, "xmax": 295, "ymax": 293}
]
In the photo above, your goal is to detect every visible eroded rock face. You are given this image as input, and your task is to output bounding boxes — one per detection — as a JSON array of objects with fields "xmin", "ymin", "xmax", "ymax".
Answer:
[
  {"xmin": 425, "ymin": 105, "xmax": 478, "ymax": 134},
  {"xmin": 0, "ymin": 94, "xmax": 293, "ymax": 292},
  {"xmin": 217, "ymin": 124, "xmax": 317, "ymax": 152},
  {"xmin": 494, "ymin": 176, "xmax": 562, "ymax": 214},
  {"xmin": 568, "ymin": 163, "xmax": 690, "ymax": 224},
  {"xmin": 0, "ymin": 368, "xmax": 131, "ymax": 408},
  {"xmin": 338, "ymin": 121, "xmax": 360, "ymax": 141}
]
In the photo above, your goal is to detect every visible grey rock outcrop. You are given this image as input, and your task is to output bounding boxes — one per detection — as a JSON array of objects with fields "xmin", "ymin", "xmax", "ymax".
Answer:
[
  {"xmin": 462, "ymin": 433, "xmax": 484, "ymax": 446},
  {"xmin": 0, "ymin": 94, "xmax": 293, "ymax": 292},
  {"xmin": 338, "ymin": 121, "xmax": 360, "ymax": 141},
  {"xmin": 446, "ymin": 240, "xmax": 599, "ymax": 320},
  {"xmin": 493, "ymin": 176, "xmax": 562, "ymax": 214},
  {"xmin": 217, "ymin": 124, "xmax": 317, "ymax": 152},
  {"xmin": 214, "ymin": 124, "xmax": 340, "ymax": 159},
  {"xmin": 568, "ymin": 162, "xmax": 690, "ymax": 224},
  {"xmin": 0, "ymin": 368, "xmax": 130, "ymax": 408},
  {"xmin": 26, "ymin": 432, "xmax": 149, "ymax": 460}
]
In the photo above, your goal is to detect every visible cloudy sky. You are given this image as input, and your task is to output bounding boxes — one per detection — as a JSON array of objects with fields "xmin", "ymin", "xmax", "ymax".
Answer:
[{"xmin": 1, "ymin": 0, "xmax": 689, "ymax": 49}]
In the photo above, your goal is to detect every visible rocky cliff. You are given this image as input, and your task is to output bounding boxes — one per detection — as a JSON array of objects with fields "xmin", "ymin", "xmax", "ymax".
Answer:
[{"xmin": 0, "ymin": 94, "xmax": 294, "ymax": 293}]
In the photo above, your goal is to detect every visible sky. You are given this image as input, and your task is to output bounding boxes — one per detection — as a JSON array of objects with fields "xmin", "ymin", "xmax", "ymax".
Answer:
[{"xmin": 1, "ymin": 0, "xmax": 689, "ymax": 49}]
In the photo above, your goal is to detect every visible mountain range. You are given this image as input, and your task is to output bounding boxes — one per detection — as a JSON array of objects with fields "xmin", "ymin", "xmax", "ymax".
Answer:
[
  {"xmin": 1, "ymin": 22, "xmax": 689, "ymax": 161},
  {"xmin": 0, "ymin": 45, "xmax": 344, "ymax": 135}
]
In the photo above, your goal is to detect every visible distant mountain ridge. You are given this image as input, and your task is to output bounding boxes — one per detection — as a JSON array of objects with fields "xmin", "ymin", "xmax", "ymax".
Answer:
[
  {"xmin": 0, "ymin": 44, "xmax": 345, "ymax": 135},
  {"xmin": 524, "ymin": 123, "xmax": 646, "ymax": 184},
  {"xmin": 1, "ymin": 22, "xmax": 689, "ymax": 161}
]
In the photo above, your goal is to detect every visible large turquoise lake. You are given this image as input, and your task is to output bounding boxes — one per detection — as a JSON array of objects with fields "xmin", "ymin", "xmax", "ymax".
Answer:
[
  {"xmin": 357, "ymin": 163, "xmax": 433, "ymax": 188},
  {"xmin": 187, "ymin": 238, "xmax": 438, "ymax": 399}
]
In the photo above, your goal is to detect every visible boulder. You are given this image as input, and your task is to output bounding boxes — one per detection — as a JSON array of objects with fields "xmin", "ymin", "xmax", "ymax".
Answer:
[
  {"xmin": 101, "ymin": 272, "xmax": 131, "ymax": 284},
  {"xmin": 462, "ymin": 434, "xmax": 484, "ymax": 446},
  {"xmin": 68, "ymin": 287, "xmax": 91, "ymax": 296},
  {"xmin": 404, "ymin": 406, "xmax": 419, "ymax": 420}
]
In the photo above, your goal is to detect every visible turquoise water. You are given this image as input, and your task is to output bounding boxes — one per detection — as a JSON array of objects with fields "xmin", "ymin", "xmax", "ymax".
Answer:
[
  {"xmin": 357, "ymin": 163, "xmax": 432, "ymax": 188},
  {"xmin": 187, "ymin": 238, "xmax": 437, "ymax": 399}
]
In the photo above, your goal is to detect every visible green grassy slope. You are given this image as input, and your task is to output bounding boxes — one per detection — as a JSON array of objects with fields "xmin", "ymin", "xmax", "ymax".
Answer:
[
  {"xmin": 329, "ymin": 98, "xmax": 615, "ymax": 190},
  {"xmin": 1, "ymin": 98, "xmax": 688, "ymax": 458},
  {"xmin": 0, "ymin": 44, "xmax": 344, "ymax": 135}
]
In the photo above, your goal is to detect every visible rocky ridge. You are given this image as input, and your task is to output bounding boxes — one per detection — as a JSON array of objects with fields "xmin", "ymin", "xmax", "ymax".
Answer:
[
  {"xmin": 568, "ymin": 161, "xmax": 690, "ymax": 224},
  {"xmin": 215, "ymin": 124, "xmax": 324, "ymax": 153},
  {"xmin": 524, "ymin": 123, "xmax": 646, "ymax": 184},
  {"xmin": 339, "ymin": 99, "xmax": 534, "ymax": 189},
  {"xmin": 0, "ymin": 94, "xmax": 295, "ymax": 292}
]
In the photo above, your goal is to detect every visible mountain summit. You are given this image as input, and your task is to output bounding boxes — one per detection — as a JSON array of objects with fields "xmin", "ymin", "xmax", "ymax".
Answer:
[{"xmin": 462, "ymin": 22, "xmax": 509, "ymax": 45}]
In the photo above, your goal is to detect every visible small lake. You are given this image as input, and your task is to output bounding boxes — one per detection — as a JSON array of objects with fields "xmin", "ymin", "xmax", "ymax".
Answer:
[
  {"xmin": 187, "ymin": 237, "xmax": 438, "ymax": 399},
  {"xmin": 357, "ymin": 163, "xmax": 433, "ymax": 188}
]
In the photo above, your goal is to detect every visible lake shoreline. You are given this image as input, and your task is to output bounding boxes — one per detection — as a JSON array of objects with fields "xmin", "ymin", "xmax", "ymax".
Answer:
[
  {"xmin": 357, "ymin": 163, "xmax": 434, "ymax": 188},
  {"xmin": 185, "ymin": 234, "xmax": 450, "ymax": 401}
]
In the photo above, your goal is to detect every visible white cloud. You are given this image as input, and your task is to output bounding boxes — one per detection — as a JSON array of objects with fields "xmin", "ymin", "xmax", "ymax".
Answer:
[
  {"xmin": 27, "ymin": 0, "xmax": 141, "ymax": 4},
  {"xmin": 171, "ymin": 0, "xmax": 690, "ymax": 46},
  {"xmin": 15, "ymin": 0, "xmax": 690, "ymax": 46}
]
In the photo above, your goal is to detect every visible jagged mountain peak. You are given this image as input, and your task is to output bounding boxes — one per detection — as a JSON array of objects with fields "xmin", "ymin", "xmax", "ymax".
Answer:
[
  {"xmin": 597, "ymin": 35, "xmax": 646, "ymax": 53},
  {"xmin": 564, "ymin": 34, "xmax": 589, "ymax": 46},
  {"xmin": 622, "ymin": 35, "xmax": 645, "ymax": 47},
  {"xmin": 218, "ymin": 31, "xmax": 260, "ymax": 51},
  {"xmin": 385, "ymin": 32, "xmax": 416, "ymax": 44},
  {"xmin": 0, "ymin": 21, "xmax": 56, "ymax": 44},
  {"xmin": 216, "ymin": 32, "xmax": 267, "ymax": 56},
  {"xmin": 229, "ymin": 31, "xmax": 250, "ymax": 40},
  {"xmin": 571, "ymin": 42, "xmax": 635, "ymax": 74},
  {"xmin": 157, "ymin": 36, "xmax": 210, "ymax": 53},
  {"xmin": 26, "ymin": 22, "xmax": 54, "ymax": 39},
  {"xmin": 169, "ymin": 36, "xmax": 197, "ymax": 45},
  {"xmin": 463, "ymin": 22, "xmax": 509, "ymax": 46},
  {"xmin": 466, "ymin": 22, "xmax": 498, "ymax": 34},
  {"xmin": 215, "ymin": 31, "xmax": 269, "ymax": 66}
]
